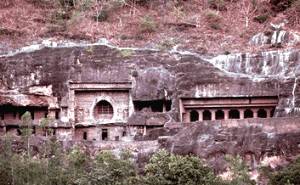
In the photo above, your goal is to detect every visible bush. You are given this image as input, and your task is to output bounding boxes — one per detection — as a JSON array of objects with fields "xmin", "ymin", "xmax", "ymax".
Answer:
[
  {"xmin": 270, "ymin": 0, "xmax": 297, "ymax": 12},
  {"xmin": 253, "ymin": 14, "xmax": 269, "ymax": 23},
  {"xmin": 208, "ymin": 0, "xmax": 226, "ymax": 11},
  {"xmin": 143, "ymin": 149, "xmax": 221, "ymax": 185},
  {"xmin": 93, "ymin": 9, "xmax": 109, "ymax": 22},
  {"xmin": 292, "ymin": 0, "xmax": 300, "ymax": 12},
  {"xmin": 225, "ymin": 155, "xmax": 256, "ymax": 185},
  {"xmin": 269, "ymin": 157, "xmax": 300, "ymax": 185},
  {"xmin": 205, "ymin": 10, "xmax": 222, "ymax": 30},
  {"xmin": 139, "ymin": 16, "xmax": 157, "ymax": 33}
]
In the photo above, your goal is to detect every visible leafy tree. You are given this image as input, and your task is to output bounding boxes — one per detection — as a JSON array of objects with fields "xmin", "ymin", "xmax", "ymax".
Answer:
[
  {"xmin": 21, "ymin": 111, "xmax": 33, "ymax": 158},
  {"xmin": 87, "ymin": 150, "xmax": 138, "ymax": 185},
  {"xmin": 0, "ymin": 135, "xmax": 14, "ymax": 185},
  {"xmin": 65, "ymin": 146, "xmax": 90, "ymax": 185},
  {"xmin": 269, "ymin": 157, "xmax": 300, "ymax": 185},
  {"xmin": 143, "ymin": 149, "xmax": 221, "ymax": 185},
  {"xmin": 224, "ymin": 155, "xmax": 255, "ymax": 185}
]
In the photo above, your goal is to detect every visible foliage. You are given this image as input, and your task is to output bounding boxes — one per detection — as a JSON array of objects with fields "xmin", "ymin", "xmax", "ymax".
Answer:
[
  {"xmin": 292, "ymin": 0, "xmax": 300, "ymax": 12},
  {"xmin": 269, "ymin": 157, "xmax": 300, "ymax": 185},
  {"xmin": 224, "ymin": 155, "xmax": 256, "ymax": 185},
  {"xmin": 86, "ymin": 150, "xmax": 138, "ymax": 185},
  {"xmin": 94, "ymin": 9, "xmax": 109, "ymax": 22},
  {"xmin": 119, "ymin": 49, "xmax": 135, "ymax": 57},
  {"xmin": 139, "ymin": 16, "xmax": 157, "ymax": 33},
  {"xmin": 2, "ymin": 137, "xmax": 299, "ymax": 185},
  {"xmin": 205, "ymin": 10, "xmax": 222, "ymax": 30},
  {"xmin": 143, "ymin": 149, "xmax": 221, "ymax": 185},
  {"xmin": 208, "ymin": 0, "xmax": 226, "ymax": 11},
  {"xmin": 253, "ymin": 14, "xmax": 269, "ymax": 23},
  {"xmin": 157, "ymin": 38, "xmax": 178, "ymax": 50}
]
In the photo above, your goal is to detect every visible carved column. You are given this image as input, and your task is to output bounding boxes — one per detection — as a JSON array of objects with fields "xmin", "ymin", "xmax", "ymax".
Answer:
[
  {"xmin": 240, "ymin": 109, "xmax": 244, "ymax": 119},
  {"xmin": 211, "ymin": 109, "xmax": 216, "ymax": 121},
  {"xmin": 163, "ymin": 103, "xmax": 166, "ymax": 113},
  {"xmin": 184, "ymin": 111, "xmax": 190, "ymax": 123},
  {"xmin": 198, "ymin": 110, "xmax": 203, "ymax": 122},
  {"xmin": 143, "ymin": 126, "xmax": 147, "ymax": 136},
  {"xmin": 266, "ymin": 108, "xmax": 272, "ymax": 118},
  {"xmin": 224, "ymin": 109, "xmax": 229, "ymax": 120},
  {"xmin": 253, "ymin": 108, "xmax": 258, "ymax": 118}
]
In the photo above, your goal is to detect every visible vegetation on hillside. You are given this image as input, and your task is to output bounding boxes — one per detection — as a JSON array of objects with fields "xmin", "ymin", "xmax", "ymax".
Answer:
[
  {"xmin": 0, "ymin": 131, "xmax": 299, "ymax": 185},
  {"xmin": 0, "ymin": 0, "xmax": 300, "ymax": 54}
]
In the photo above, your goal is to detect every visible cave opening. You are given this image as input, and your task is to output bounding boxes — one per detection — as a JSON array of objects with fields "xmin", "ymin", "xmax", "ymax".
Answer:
[
  {"xmin": 83, "ymin": 132, "xmax": 87, "ymax": 140},
  {"xmin": 190, "ymin": 110, "xmax": 199, "ymax": 122},
  {"xmin": 244, "ymin": 109, "xmax": 253, "ymax": 118},
  {"xmin": 229, "ymin": 109, "xmax": 240, "ymax": 119},
  {"xmin": 215, "ymin": 110, "xmax": 224, "ymax": 120},
  {"xmin": 102, "ymin": 129, "xmax": 108, "ymax": 141},
  {"xmin": 203, "ymin": 110, "xmax": 212, "ymax": 120},
  {"xmin": 257, "ymin": 109, "xmax": 267, "ymax": 118},
  {"xmin": 134, "ymin": 100, "xmax": 172, "ymax": 112}
]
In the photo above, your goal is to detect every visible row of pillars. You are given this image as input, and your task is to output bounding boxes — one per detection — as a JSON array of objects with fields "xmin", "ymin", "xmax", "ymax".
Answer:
[{"xmin": 183, "ymin": 108, "xmax": 275, "ymax": 122}]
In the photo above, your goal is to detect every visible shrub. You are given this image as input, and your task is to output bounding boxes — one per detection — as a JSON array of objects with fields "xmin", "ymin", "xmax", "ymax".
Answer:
[
  {"xmin": 139, "ymin": 16, "xmax": 157, "ymax": 33},
  {"xmin": 143, "ymin": 149, "xmax": 221, "ymax": 185},
  {"xmin": 270, "ymin": 0, "xmax": 297, "ymax": 12},
  {"xmin": 157, "ymin": 39, "xmax": 177, "ymax": 50},
  {"xmin": 59, "ymin": 0, "xmax": 77, "ymax": 8},
  {"xmin": 208, "ymin": 0, "xmax": 226, "ymax": 11},
  {"xmin": 87, "ymin": 150, "xmax": 138, "ymax": 185},
  {"xmin": 293, "ymin": 0, "xmax": 300, "ymax": 12},
  {"xmin": 269, "ymin": 157, "xmax": 300, "ymax": 185},
  {"xmin": 120, "ymin": 49, "xmax": 135, "ymax": 57},
  {"xmin": 205, "ymin": 10, "xmax": 222, "ymax": 30},
  {"xmin": 253, "ymin": 14, "xmax": 269, "ymax": 23},
  {"xmin": 93, "ymin": 9, "xmax": 109, "ymax": 22},
  {"xmin": 225, "ymin": 155, "xmax": 256, "ymax": 185}
]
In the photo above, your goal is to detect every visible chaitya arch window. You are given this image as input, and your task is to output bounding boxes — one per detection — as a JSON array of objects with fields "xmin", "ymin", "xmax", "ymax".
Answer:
[{"xmin": 94, "ymin": 100, "xmax": 114, "ymax": 120}]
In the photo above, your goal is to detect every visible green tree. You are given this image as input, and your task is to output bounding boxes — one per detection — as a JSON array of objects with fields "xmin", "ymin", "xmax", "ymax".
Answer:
[
  {"xmin": 269, "ymin": 157, "xmax": 300, "ymax": 185},
  {"xmin": 0, "ymin": 135, "xmax": 14, "ymax": 185},
  {"xmin": 224, "ymin": 155, "xmax": 255, "ymax": 185},
  {"xmin": 143, "ymin": 149, "xmax": 221, "ymax": 185},
  {"xmin": 87, "ymin": 150, "xmax": 138, "ymax": 185},
  {"xmin": 66, "ymin": 146, "xmax": 89, "ymax": 185},
  {"xmin": 21, "ymin": 111, "xmax": 33, "ymax": 157}
]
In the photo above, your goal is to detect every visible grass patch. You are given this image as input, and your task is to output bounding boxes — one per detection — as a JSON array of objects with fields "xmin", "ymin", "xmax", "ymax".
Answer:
[{"xmin": 139, "ymin": 16, "xmax": 157, "ymax": 33}]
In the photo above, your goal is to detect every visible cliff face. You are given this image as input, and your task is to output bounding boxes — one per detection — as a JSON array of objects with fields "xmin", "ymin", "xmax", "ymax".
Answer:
[
  {"xmin": 0, "ymin": 42, "xmax": 299, "ymax": 118},
  {"xmin": 1, "ymin": 40, "xmax": 300, "ymax": 183},
  {"xmin": 161, "ymin": 117, "xmax": 300, "ymax": 173}
]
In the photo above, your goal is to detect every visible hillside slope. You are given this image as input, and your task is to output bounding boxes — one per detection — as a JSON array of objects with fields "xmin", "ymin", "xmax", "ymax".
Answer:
[{"xmin": 0, "ymin": 0, "xmax": 300, "ymax": 54}]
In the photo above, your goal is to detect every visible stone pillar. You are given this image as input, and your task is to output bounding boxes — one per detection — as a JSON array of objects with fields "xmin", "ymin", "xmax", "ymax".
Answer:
[
  {"xmin": 163, "ymin": 103, "xmax": 166, "ymax": 113},
  {"xmin": 240, "ymin": 109, "xmax": 244, "ymax": 119},
  {"xmin": 253, "ymin": 109, "xmax": 258, "ymax": 118},
  {"xmin": 198, "ymin": 110, "xmax": 203, "ymax": 121},
  {"xmin": 128, "ymin": 91, "xmax": 135, "ymax": 117},
  {"xmin": 224, "ymin": 109, "xmax": 229, "ymax": 120},
  {"xmin": 184, "ymin": 111, "xmax": 190, "ymax": 123},
  {"xmin": 143, "ymin": 126, "xmax": 147, "ymax": 136},
  {"xmin": 68, "ymin": 88, "xmax": 75, "ymax": 123},
  {"xmin": 267, "ymin": 108, "xmax": 274, "ymax": 118},
  {"xmin": 211, "ymin": 109, "xmax": 216, "ymax": 121}
]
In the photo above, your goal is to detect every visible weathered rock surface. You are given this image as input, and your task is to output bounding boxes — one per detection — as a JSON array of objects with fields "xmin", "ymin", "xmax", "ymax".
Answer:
[
  {"xmin": 0, "ymin": 42, "xmax": 300, "ymax": 118},
  {"xmin": 161, "ymin": 117, "xmax": 300, "ymax": 171}
]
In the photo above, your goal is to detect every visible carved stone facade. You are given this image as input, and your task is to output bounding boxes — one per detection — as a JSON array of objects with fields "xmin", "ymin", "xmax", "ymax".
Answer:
[{"xmin": 180, "ymin": 96, "xmax": 278, "ymax": 122}]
